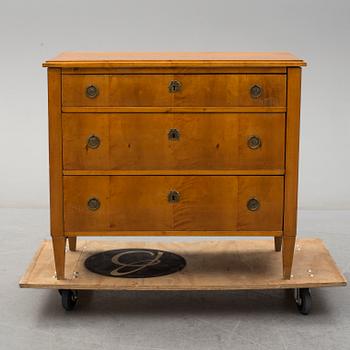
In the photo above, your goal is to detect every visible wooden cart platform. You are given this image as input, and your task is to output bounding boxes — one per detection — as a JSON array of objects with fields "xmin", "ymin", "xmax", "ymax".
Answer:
[
  {"xmin": 20, "ymin": 238, "xmax": 346, "ymax": 290},
  {"xmin": 19, "ymin": 238, "xmax": 346, "ymax": 313}
]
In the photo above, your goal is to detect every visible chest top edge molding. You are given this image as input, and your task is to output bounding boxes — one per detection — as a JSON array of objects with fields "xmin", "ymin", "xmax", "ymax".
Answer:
[{"xmin": 43, "ymin": 52, "xmax": 307, "ymax": 68}]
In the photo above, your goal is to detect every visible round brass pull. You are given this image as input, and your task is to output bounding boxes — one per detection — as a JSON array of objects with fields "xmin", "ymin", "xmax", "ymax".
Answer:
[
  {"xmin": 168, "ymin": 128, "xmax": 180, "ymax": 141},
  {"xmin": 250, "ymin": 84, "xmax": 262, "ymax": 98},
  {"xmin": 168, "ymin": 190, "xmax": 180, "ymax": 203},
  {"xmin": 87, "ymin": 135, "xmax": 101, "ymax": 149},
  {"xmin": 247, "ymin": 198, "xmax": 260, "ymax": 211},
  {"xmin": 247, "ymin": 135, "xmax": 262, "ymax": 150},
  {"xmin": 86, "ymin": 85, "xmax": 99, "ymax": 99},
  {"xmin": 87, "ymin": 197, "xmax": 100, "ymax": 211},
  {"xmin": 168, "ymin": 80, "xmax": 182, "ymax": 93}
]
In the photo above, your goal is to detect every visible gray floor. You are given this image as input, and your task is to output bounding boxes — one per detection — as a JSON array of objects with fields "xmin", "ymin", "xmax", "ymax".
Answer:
[{"xmin": 0, "ymin": 209, "xmax": 349, "ymax": 350}]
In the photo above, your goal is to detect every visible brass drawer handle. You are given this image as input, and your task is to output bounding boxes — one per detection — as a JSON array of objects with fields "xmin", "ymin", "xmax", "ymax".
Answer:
[
  {"xmin": 86, "ymin": 85, "xmax": 99, "ymax": 99},
  {"xmin": 87, "ymin": 197, "xmax": 100, "ymax": 211},
  {"xmin": 168, "ymin": 190, "xmax": 180, "ymax": 203},
  {"xmin": 87, "ymin": 135, "xmax": 101, "ymax": 149},
  {"xmin": 168, "ymin": 128, "xmax": 180, "ymax": 141},
  {"xmin": 250, "ymin": 84, "xmax": 262, "ymax": 98},
  {"xmin": 247, "ymin": 198, "xmax": 260, "ymax": 211},
  {"xmin": 247, "ymin": 135, "xmax": 262, "ymax": 150},
  {"xmin": 168, "ymin": 80, "xmax": 182, "ymax": 93}
]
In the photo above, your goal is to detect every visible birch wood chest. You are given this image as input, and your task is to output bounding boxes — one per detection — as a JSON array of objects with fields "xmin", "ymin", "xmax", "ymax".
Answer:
[{"xmin": 43, "ymin": 52, "xmax": 306, "ymax": 279}]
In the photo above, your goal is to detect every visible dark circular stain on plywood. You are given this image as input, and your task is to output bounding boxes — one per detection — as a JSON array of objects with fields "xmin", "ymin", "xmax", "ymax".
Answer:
[{"xmin": 84, "ymin": 248, "xmax": 186, "ymax": 278}]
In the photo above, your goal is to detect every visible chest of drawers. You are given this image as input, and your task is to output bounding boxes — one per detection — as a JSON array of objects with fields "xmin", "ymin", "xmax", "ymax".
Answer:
[{"xmin": 43, "ymin": 52, "xmax": 306, "ymax": 280}]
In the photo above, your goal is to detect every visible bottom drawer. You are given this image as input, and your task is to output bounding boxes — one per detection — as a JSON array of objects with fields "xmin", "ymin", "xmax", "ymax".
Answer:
[{"xmin": 63, "ymin": 176, "xmax": 284, "ymax": 232}]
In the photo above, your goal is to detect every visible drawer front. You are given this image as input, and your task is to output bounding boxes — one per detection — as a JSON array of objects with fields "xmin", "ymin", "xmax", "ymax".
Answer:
[
  {"xmin": 64, "ymin": 176, "xmax": 284, "ymax": 232},
  {"xmin": 62, "ymin": 74, "xmax": 286, "ymax": 107},
  {"xmin": 63, "ymin": 113, "xmax": 285, "ymax": 170}
]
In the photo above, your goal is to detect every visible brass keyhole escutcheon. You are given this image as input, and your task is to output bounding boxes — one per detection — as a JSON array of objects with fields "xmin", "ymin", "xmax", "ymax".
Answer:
[
  {"xmin": 168, "ymin": 190, "xmax": 180, "ymax": 203},
  {"xmin": 247, "ymin": 135, "xmax": 262, "ymax": 150},
  {"xmin": 168, "ymin": 80, "xmax": 182, "ymax": 93},
  {"xmin": 87, "ymin": 197, "xmax": 100, "ymax": 211},
  {"xmin": 87, "ymin": 135, "xmax": 101, "ymax": 149},
  {"xmin": 168, "ymin": 128, "xmax": 180, "ymax": 141},
  {"xmin": 247, "ymin": 198, "xmax": 260, "ymax": 211},
  {"xmin": 86, "ymin": 85, "xmax": 99, "ymax": 99},
  {"xmin": 250, "ymin": 84, "xmax": 262, "ymax": 98}
]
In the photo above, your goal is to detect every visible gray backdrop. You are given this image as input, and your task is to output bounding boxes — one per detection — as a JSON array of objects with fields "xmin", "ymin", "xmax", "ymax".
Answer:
[{"xmin": 1, "ymin": 0, "xmax": 349, "ymax": 209}]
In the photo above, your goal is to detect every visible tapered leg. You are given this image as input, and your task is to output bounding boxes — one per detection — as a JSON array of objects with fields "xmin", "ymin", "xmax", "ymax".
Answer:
[
  {"xmin": 282, "ymin": 236, "xmax": 296, "ymax": 279},
  {"xmin": 274, "ymin": 237, "xmax": 282, "ymax": 252},
  {"xmin": 282, "ymin": 68, "xmax": 301, "ymax": 279},
  {"xmin": 52, "ymin": 236, "xmax": 66, "ymax": 280},
  {"xmin": 68, "ymin": 237, "xmax": 77, "ymax": 251}
]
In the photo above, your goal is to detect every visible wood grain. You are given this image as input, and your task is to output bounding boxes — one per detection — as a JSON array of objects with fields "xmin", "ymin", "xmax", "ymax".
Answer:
[
  {"xmin": 63, "ymin": 175, "xmax": 284, "ymax": 232},
  {"xmin": 62, "ymin": 113, "xmax": 285, "ymax": 171},
  {"xmin": 65, "ymin": 230, "xmax": 282, "ymax": 237},
  {"xmin": 62, "ymin": 106, "xmax": 287, "ymax": 113},
  {"xmin": 62, "ymin": 74, "xmax": 286, "ymax": 107},
  {"xmin": 19, "ymin": 239, "xmax": 346, "ymax": 290},
  {"xmin": 68, "ymin": 237, "xmax": 77, "ymax": 251},
  {"xmin": 43, "ymin": 51, "xmax": 306, "ymax": 68},
  {"xmin": 274, "ymin": 236, "xmax": 282, "ymax": 252},
  {"xmin": 62, "ymin": 67, "xmax": 287, "ymax": 74},
  {"xmin": 284, "ymin": 68, "xmax": 302, "ymax": 237},
  {"xmin": 47, "ymin": 68, "xmax": 66, "ymax": 279},
  {"xmin": 63, "ymin": 169, "xmax": 285, "ymax": 176},
  {"xmin": 48, "ymin": 68, "xmax": 63, "ymax": 237},
  {"xmin": 51, "ymin": 237, "xmax": 66, "ymax": 279},
  {"xmin": 44, "ymin": 52, "xmax": 306, "ymax": 280},
  {"xmin": 283, "ymin": 68, "xmax": 302, "ymax": 279},
  {"xmin": 283, "ymin": 236, "xmax": 296, "ymax": 279}
]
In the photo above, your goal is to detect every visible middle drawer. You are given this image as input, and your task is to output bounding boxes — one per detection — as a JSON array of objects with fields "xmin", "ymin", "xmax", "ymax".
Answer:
[{"xmin": 63, "ymin": 113, "xmax": 285, "ymax": 170}]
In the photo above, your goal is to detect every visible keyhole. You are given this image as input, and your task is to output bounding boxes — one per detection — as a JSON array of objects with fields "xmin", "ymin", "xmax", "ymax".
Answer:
[
  {"xmin": 168, "ymin": 190, "xmax": 180, "ymax": 203},
  {"xmin": 168, "ymin": 80, "xmax": 181, "ymax": 93},
  {"xmin": 168, "ymin": 128, "xmax": 180, "ymax": 141}
]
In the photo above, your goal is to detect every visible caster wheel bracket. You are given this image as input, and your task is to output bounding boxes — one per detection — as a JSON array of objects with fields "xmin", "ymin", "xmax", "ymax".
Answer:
[
  {"xmin": 294, "ymin": 288, "xmax": 312, "ymax": 315},
  {"xmin": 58, "ymin": 289, "xmax": 78, "ymax": 311}
]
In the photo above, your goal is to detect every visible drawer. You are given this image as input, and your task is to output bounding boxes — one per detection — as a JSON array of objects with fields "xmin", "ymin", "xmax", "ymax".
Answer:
[
  {"xmin": 63, "ymin": 176, "xmax": 284, "ymax": 232},
  {"xmin": 62, "ymin": 113, "xmax": 285, "ymax": 170},
  {"xmin": 62, "ymin": 74, "xmax": 286, "ymax": 107}
]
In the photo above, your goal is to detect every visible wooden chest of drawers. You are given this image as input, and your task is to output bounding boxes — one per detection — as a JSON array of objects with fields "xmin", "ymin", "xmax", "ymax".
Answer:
[{"xmin": 43, "ymin": 52, "xmax": 306, "ymax": 280}]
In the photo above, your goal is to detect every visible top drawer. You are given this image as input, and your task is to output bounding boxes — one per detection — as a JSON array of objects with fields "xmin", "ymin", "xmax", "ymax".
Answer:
[{"xmin": 62, "ymin": 74, "xmax": 286, "ymax": 107}]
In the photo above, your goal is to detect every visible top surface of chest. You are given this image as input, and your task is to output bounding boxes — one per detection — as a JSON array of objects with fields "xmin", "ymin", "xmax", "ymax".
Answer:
[{"xmin": 43, "ymin": 51, "xmax": 306, "ymax": 68}]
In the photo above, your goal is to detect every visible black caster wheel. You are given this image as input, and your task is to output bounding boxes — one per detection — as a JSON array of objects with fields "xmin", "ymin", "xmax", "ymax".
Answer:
[
  {"xmin": 58, "ymin": 289, "xmax": 78, "ymax": 311},
  {"xmin": 294, "ymin": 288, "xmax": 311, "ymax": 315}
]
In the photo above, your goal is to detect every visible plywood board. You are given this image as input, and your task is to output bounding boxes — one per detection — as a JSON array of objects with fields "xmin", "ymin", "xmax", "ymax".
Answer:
[{"xmin": 19, "ymin": 239, "xmax": 346, "ymax": 290}]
